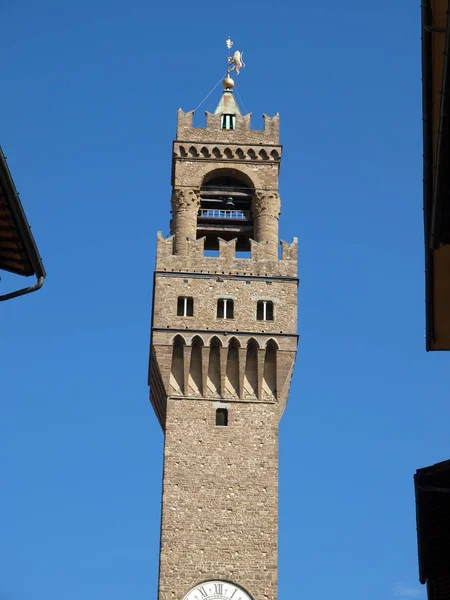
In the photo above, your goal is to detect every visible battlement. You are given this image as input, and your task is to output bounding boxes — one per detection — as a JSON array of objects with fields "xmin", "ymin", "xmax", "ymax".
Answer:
[
  {"xmin": 176, "ymin": 109, "xmax": 280, "ymax": 145},
  {"xmin": 155, "ymin": 233, "xmax": 298, "ymax": 278}
]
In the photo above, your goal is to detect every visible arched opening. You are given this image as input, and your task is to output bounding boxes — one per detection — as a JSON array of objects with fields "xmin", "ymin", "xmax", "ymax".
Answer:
[
  {"xmin": 225, "ymin": 337, "xmax": 240, "ymax": 397},
  {"xmin": 198, "ymin": 170, "xmax": 255, "ymax": 252},
  {"xmin": 206, "ymin": 336, "xmax": 221, "ymax": 397},
  {"xmin": 188, "ymin": 336, "xmax": 204, "ymax": 396},
  {"xmin": 170, "ymin": 335, "xmax": 185, "ymax": 395},
  {"xmin": 243, "ymin": 339, "xmax": 259, "ymax": 399},
  {"xmin": 262, "ymin": 340, "xmax": 277, "ymax": 399},
  {"xmin": 270, "ymin": 149, "xmax": 280, "ymax": 161}
]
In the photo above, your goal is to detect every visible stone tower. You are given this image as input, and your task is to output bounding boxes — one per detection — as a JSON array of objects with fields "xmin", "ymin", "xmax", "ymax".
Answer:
[{"xmin": 148, "ymin": 59, "xmax": 298, "ymax": 600}]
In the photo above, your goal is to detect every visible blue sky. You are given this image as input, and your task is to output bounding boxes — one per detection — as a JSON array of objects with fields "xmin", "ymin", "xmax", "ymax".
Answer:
[{"xmin": 1, "ymin": 1, "xmax": 446, "ymax": 599}]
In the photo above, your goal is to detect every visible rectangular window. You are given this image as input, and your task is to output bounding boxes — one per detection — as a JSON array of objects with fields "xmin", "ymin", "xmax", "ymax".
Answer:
[
  {"xmin": 217, "ymin": 298, "xmax": 234, "ymax": 319},
  {"xmin": 256, "ymin": 300, "xmax": 274, "ymax": 321},
  {"xmin": 221, "ymin": 114, "xmax": 236, "ymax": 130},
  {"xmin": 177, "ymin": 296, "xmax": 194, "ymax": 317},
  {"xmin": 216, "ymin": 408, "xmax": 228, "ymax": 427}
]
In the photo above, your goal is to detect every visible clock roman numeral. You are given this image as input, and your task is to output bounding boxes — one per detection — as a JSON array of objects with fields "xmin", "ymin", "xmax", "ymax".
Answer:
[
  {"xmin": 230, "ymin": 590, "xmax": 237, "ymax": 599},
  {"xmin": 215, "ymin": 583, "xmax": 223, "ymax": 595},
  {"xmin": 197, "ymin": 587, "xmax": 208, "ymax": 598}
]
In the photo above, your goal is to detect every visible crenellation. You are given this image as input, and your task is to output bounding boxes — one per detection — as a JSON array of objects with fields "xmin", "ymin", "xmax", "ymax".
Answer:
[
  {"xmin": 235, "ymin": 113, "xmax": 252, "ymax": 132},
  {"xmin": 263, "ymin": 113, "xmax": 280, "ymax": 138},
  {"xmin": 176, "ymin": 111, "xmax": 280, "ymax": 145},
  {"xmin": 155, "ymin": 233, "xmax": 298, "ymax": 277},
  {"xmin": 156, "ymin": 232, "xmax": 174, "ymax": 259},
  {"xmin": 218, "ymin": 237, "xmax": 237, "ymax": 264},
  {"xmin": 176, "ymin": 109, "xmax": 195, "ymax": 135},
  {"xmin": 205, "ymin": 112, "xmax": 222, "ymax": 130},
  {"xmin": 186, "ymin": 236, "xmax": 205, "ymax": 258},
  {"xmin": 281, "ymin": 237, "xmax": 298, "ymax": 262}
]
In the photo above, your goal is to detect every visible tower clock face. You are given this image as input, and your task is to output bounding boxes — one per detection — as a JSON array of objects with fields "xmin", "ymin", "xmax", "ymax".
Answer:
[{"xmin": 183, "ymin": 580, "xmax": 253, "ymax": 600}]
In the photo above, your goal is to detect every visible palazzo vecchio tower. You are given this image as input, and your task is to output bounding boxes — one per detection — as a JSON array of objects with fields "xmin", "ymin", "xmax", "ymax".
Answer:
[{"xmin": 148, "ymin": 40, "xmax": 298, "ymax": 600}]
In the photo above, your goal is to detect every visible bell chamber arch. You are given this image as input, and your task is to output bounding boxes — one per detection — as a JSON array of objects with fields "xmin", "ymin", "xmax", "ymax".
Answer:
[{"xmin": 197, "ymin": 169, "xmax": 255, "ymax": 252}]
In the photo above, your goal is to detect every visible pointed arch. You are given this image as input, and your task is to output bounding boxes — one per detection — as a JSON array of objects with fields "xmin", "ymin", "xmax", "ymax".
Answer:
[
  {"xmin": 262, "ymin": 339, "xmax": 277, "ymax": 399},
  {"xmin": 244, "ymin": 338, "xmax": 258, "ymax": 399},
  {"xmin": 265, "ymin": 338, "xmax": 279, "ymax": 349},
  {"xmin": 170, "ymin": 335, "xmax": 185, "ymax": 395},
  {"xmin": 227, "ymin": 336, "xmax": 241, "ymax": 348},
  {"xmin": 258, "ymin": 149, "xmax": 269, "ymax": 160},
  {"xmin": 224, "ymin": 147, "xmax": 233, "ymax": 159},
  {"xmin": 188, "ymin": 336, "xmax": 203, "ymax": 395},
  {"xmin": 247, "ymin": 148, "xmax": 256, "ymax": 160},
  {"xmin": 191, "ymin": 335, "xmax": 204, "ymax": 347},
  {"xmin": 247, "ymin": 337, "xmax": 260, "ymax": 349},
  {"xmin": 172, "ymin": 334, "xmax": 186, "ymax": 346},
  {"xmin": 206, "ymin": 336, "xmax": 221, "ymax": 397},
  {"xmin": 235, "ymin": 148, "xmax": 245, "ymax": 160},
  {"xmin": 189, "ymin": 146, "xmax": 199, "ymax": 157},
  {"xmin": 270, "ymin": 149, "xmax": 280, "ymax": 161},
  {"xmin": 212, "ymin": 147, "xmax": 222, "ymax": 158},
  {"xmin": 179, "ymin": 146, "xmax": 187, "ymax": 157},
  {"xmin": 201, "ymin": 146, "xmax": 210, "ymax": 158}
]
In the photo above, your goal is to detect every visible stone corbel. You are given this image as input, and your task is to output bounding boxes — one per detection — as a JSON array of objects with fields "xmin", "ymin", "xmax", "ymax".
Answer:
[
  {"xmin": 238, "ymin": 347, "xmax": 247, "ymax": 399},
  {"xmin": 183, "ymin": 345, "xmax": 192, "ymax": 396},
  {"xmin": 201, "ymin": 346, "xmax": 210, "ymax": 397},
  {"xmin": 257, "ymin": 348, "xmax": 266, "ymax": 400},
  {"xmin": 219, "ymin": 346, "xmax": 228, "ymax": 397}
]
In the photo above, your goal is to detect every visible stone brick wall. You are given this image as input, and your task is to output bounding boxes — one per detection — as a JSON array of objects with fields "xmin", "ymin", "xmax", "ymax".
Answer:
[
  {"xmin": 172, "ymin": 155, "xmax": 280, "ymax": 191},
  {"xmin": 157, "ymin": 399, "xmax": 280, "ymax": 600},
  {"xmin": 153, "ymin": 274, "xmax": 297, "ymax": 335}
]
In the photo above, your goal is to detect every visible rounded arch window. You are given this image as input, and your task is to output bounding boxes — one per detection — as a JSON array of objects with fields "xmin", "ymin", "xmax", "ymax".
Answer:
[{"xmin": 200, "ymin": 173, "xmax": 253, "ymax": 215}]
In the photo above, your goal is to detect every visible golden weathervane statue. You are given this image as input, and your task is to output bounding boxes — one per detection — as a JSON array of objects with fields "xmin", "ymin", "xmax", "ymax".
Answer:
[{"xmin": 224, "ymin": 37, "xmax": 245, "ymax": 89}]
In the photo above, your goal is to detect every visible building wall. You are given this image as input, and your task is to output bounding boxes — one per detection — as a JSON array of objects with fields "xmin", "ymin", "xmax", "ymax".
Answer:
[
  {"xmin": 153, "ymin": 274, "xmax": 297, "ymax": 335},
  {"xmin": 150, "ymin": 96, "xmax": 298, "ymax": 600},
  {"xmin": 158, "ymin": 399, "xmax": 280, "ymax": 600}
]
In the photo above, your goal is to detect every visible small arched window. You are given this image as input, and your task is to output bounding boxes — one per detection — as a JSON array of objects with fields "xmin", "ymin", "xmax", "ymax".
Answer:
[
  {"xmin": 216, "ymin": 408, "xmax": 228, "ymax": 427},
  {"xmin": 217, "ymin": 298, "xmax": 234, "ymax": 319}
]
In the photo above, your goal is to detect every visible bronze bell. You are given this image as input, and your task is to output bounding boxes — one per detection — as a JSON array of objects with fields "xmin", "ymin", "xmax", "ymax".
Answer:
[{"xmin": 225, "ymin": 197, "xmax": 235, "ymax": 208}]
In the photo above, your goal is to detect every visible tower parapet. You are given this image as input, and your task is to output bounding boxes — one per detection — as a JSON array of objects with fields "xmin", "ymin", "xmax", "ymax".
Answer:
[
  {"xmin": 155, "ymin": 232, "xmax": 298, "ymax": 277},
  {"xmin": 177, "ymin": 109, "xmax": 280, "ymax": 145}
]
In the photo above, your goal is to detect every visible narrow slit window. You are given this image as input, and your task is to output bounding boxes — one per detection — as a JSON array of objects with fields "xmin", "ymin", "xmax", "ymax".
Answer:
[
  {"xmin": 217, "ymin": 298, "xmax": 234, "ymax": 319},
  {"xmin": 256, "ymin": 300, "xmax": 274, "ymax": 321},
  {"xmin": 221, "ymin": 114, "xmax": 236, "ymax": 130},
  {"xmin": 216, "ymin": 408, "xmax": 228, "ymax": 427},
  {"xmin": 177, "ymin": 296, "xmax": 194, "ymax": 317}
]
